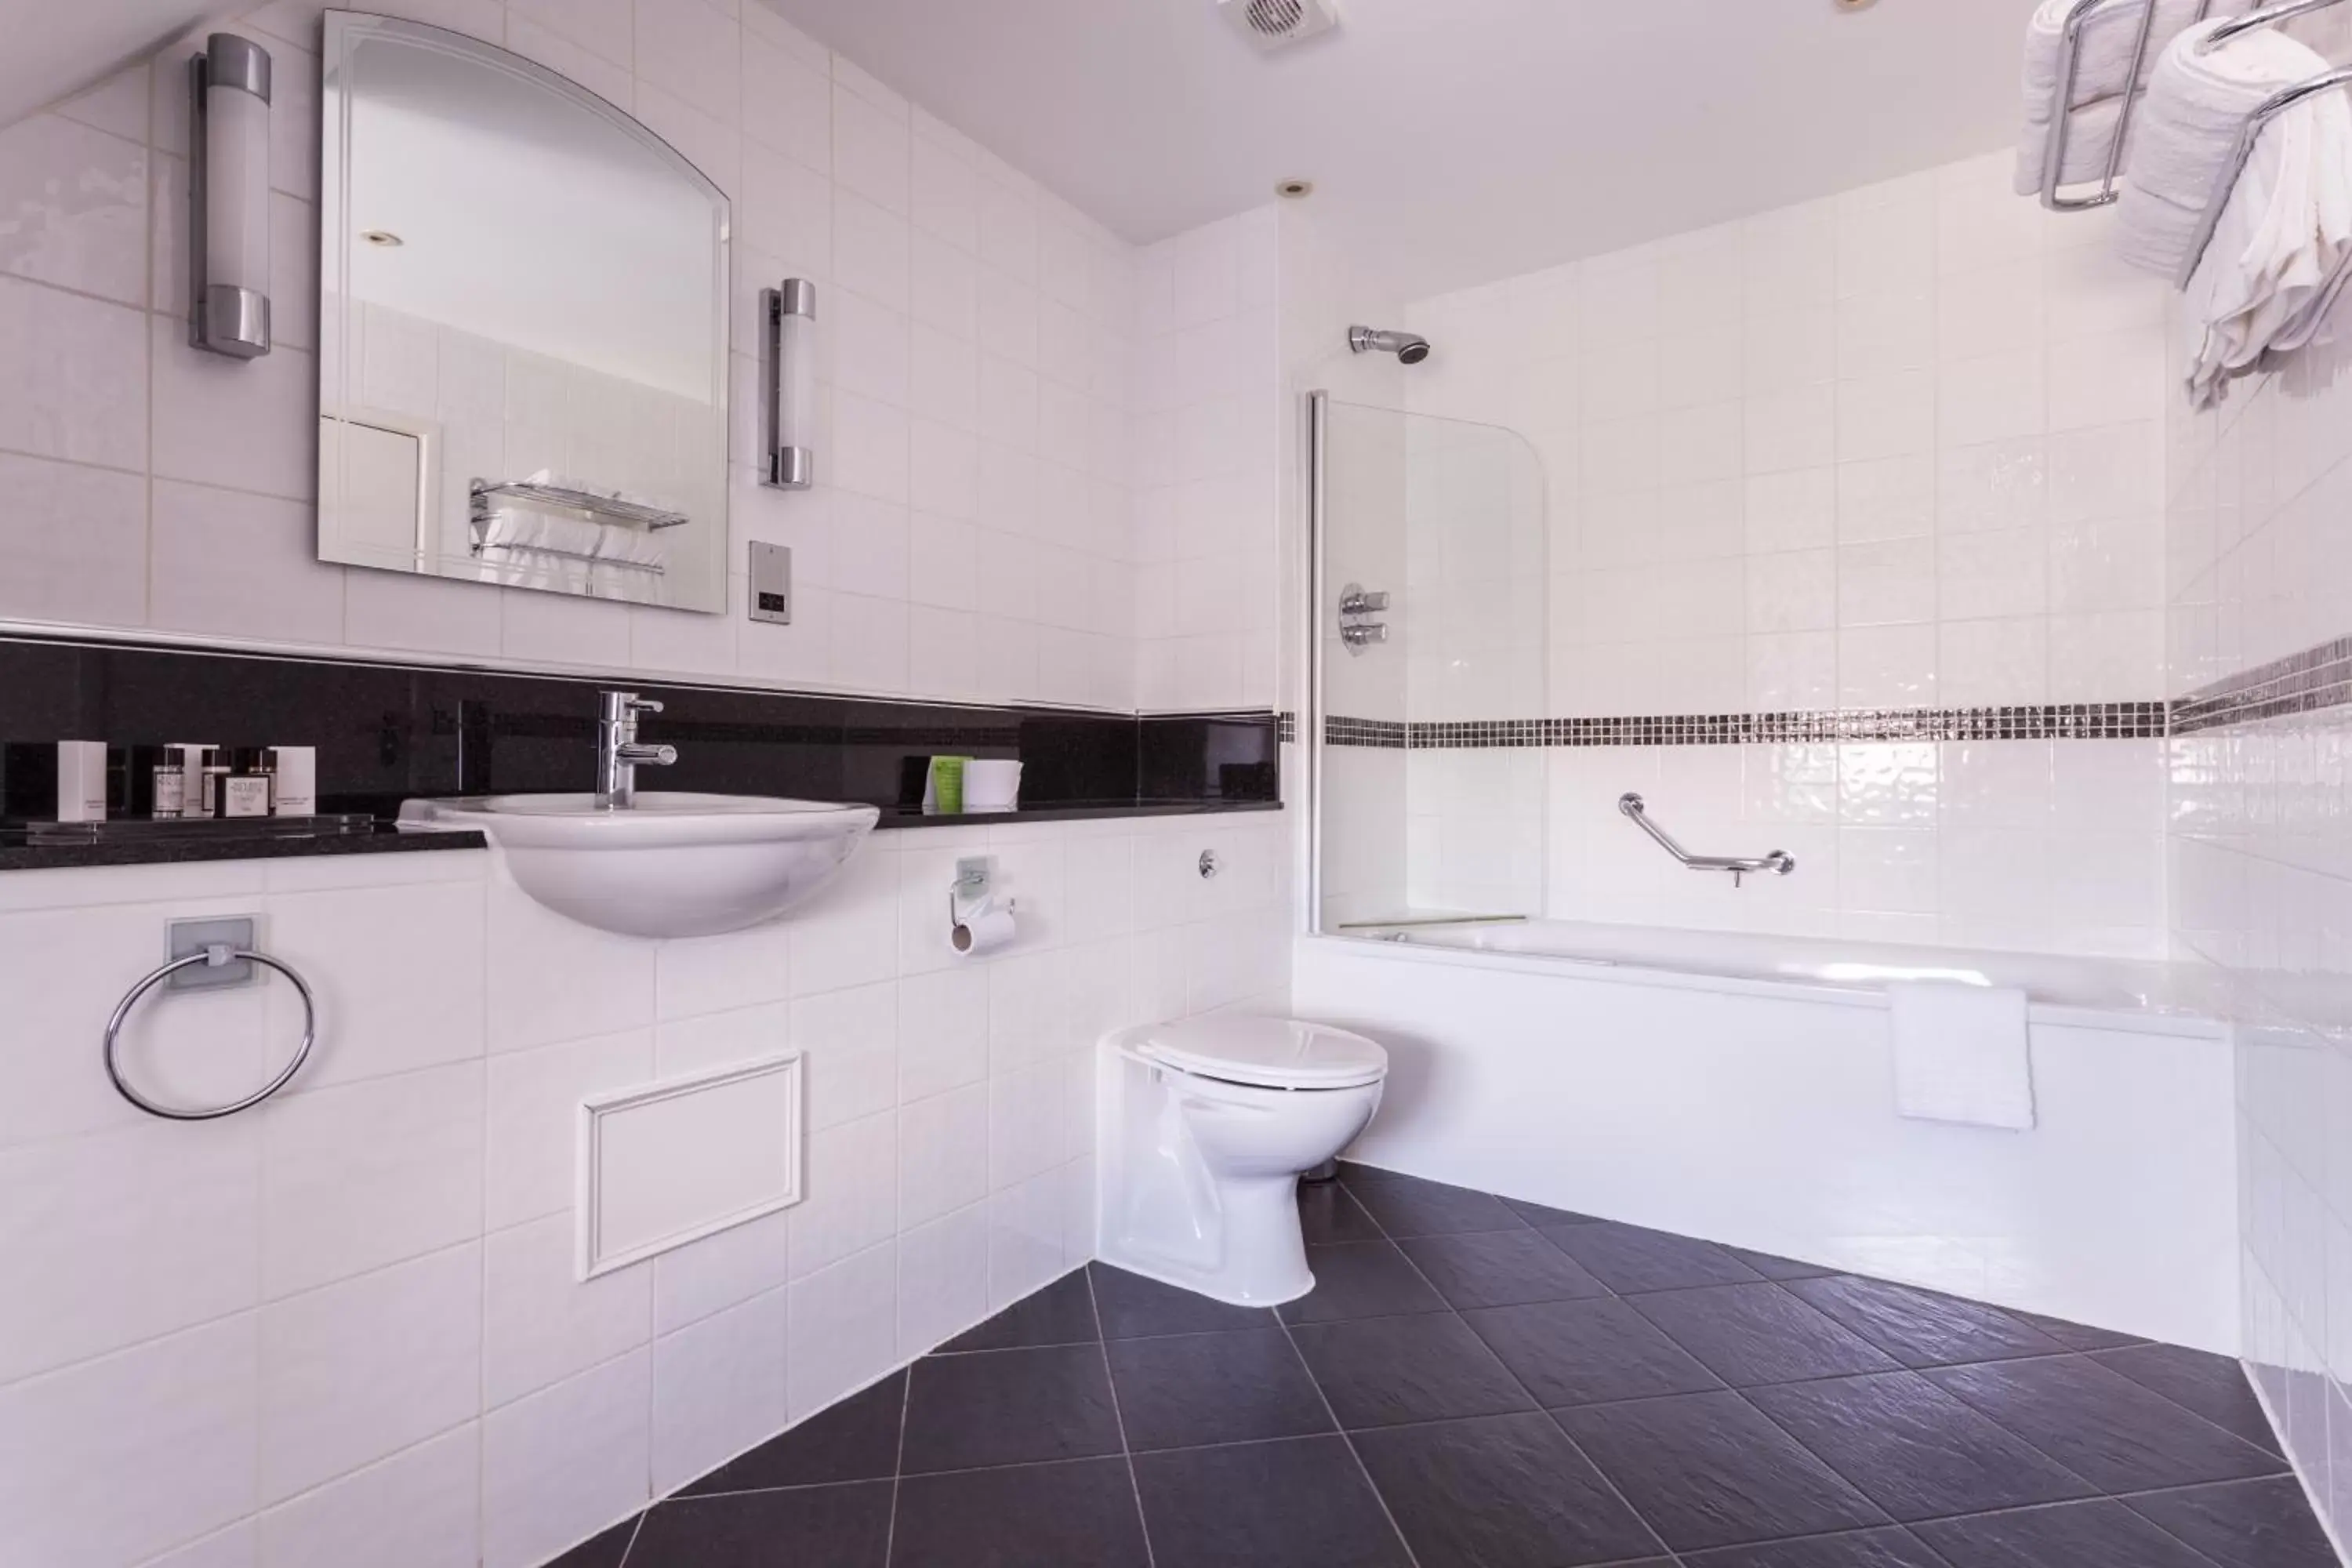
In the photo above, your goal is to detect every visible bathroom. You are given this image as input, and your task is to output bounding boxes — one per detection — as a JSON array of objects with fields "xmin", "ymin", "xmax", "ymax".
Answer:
[{"xmin": 0, "ymin": 0, "xmax": 2343, "ymax": 1563}]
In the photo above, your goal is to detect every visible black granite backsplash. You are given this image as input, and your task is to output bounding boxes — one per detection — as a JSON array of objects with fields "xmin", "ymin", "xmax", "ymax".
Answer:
[{"xmin": 0, "ymin": 637, "xmax": 1281, "ymax": 824}]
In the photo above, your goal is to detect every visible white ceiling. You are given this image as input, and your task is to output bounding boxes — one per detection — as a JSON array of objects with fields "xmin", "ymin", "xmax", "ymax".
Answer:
[{"xmin": 757, "ymin": 0, "xmax": 2041, "ymax": 301}]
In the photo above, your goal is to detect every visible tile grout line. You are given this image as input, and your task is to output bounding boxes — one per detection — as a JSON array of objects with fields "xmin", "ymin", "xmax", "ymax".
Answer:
[
  {"xmin": 1269, "ymin": 1301, "xmax": 1425, "ymax": 1568},
  {"xmin": 882, "ymin": 1365, "xmax": 913, "ymax": 1568},
  {"xmin": 1345, "ymin": 1176, "xmax": 1679, "ymax": 1566},
  {"xmin": 610, "ymin": 1509, "xmax": 647, "ymax": 1568},
  {"xmin": 1082, "ymin": 1265, "xmax": 1159, "ymax": 1568}
]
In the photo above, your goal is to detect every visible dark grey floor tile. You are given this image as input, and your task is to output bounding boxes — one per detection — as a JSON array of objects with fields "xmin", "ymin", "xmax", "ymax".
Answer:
[
  {"xmin": 1544, "ymin": 1219, "xmax": 1766, "ymax": 1294},
  {"xmin": 1499, "ymin": 1192, "xmax": 1604, "ymax": 1227},
  {"xmin": 1299, "ymin": 1180, "xmax": 1386, "ymax": 1243},
  {"xmin": 2010, "ymin": 1309, "xmax": 2147, "ymax": 1352},
  {"xmin": 1352, "ymin": 1411, "xmax": 1666, "ymax": 1568},
  {"xmin": 1464, "ymin": 1297, "xmax": 1723, "ymax": 1407},
  {"xmin": 1397, "ymin": 1229, "xmax": 1611, "ymax": 1309},
  {"xmin": 1087, "ymin": 1262, "xmax": 1274, "ymax": 1340},
  {"xmin": 544, "ymin": 1516, "xmax": 637, "ymax": 1567},
  {"xmin": 1290, "ymin": 1312, "xmax": 1537, "ymax": 1428},
  {"xmin": 622, "ymin": 1483, "xmax": 892, "ymax": 1567},
  {"xmin": 1340, "ymin": 1163, "xmax": 1526, "ymax": 1236},
  {"xmin": 1629, "ymin": 1283, "xmax": 1901, "ymax": 1386},
  {"xmin": 891, "ymin": 1457, "xmax": 1150, "ymax": 1568},
  {"xmin": 1277, "ymin": 1240, "xmax": 1450, "ymax": 1324},
  {"xmin": 674, "ymin": 1370, "xmax": 903, "ymax": 1496},
  {"xmin": 1555, "ymin": 1392, "xmax": 1886, "ymax": 1552},
  {"xmin": 1911, "ymin": 1497, "xmax": 2215, "ymax": 1566},
  {"xmin": 1105, "ymin": 1327, "xmax": 1333, "ymax": 1450},
  {"xmin": 1722, "ymin": 1247, "xmax": 1841, "ymax": 1281},
  {"xmin": 1681, "ymin": 1527, "xmax": 1947, "ymax": 1568},
  {"xmin": 1133, "ymin": 1435, "xmax": 1412, "ymax": 1568},
  {"xmin": 1926, "ymin": 1356, "xmax": 2288, "ymax": 1494},
  {"xmin": 939, "ymin": 1268, "xmax": 1098, "ymax": 1352},
  {"xmin": 900, "ymin": 1343, "xmax": 1124, "ymax": 1474},
  {"xmin": 1784, "ymin": 1276, "xmax": 2066, "ymax": 1369},
  {"xmin": 2124, "ymin": 1475, "xmax": 2340, "ymax": 1568},
  {"xmin": 1746, "ymin": 1371, "xmax": 2097, "ymax": 1522},
  {"xmin": 2090, "ymin": 1343, "xmax": 2283, "ymax": 1454}
]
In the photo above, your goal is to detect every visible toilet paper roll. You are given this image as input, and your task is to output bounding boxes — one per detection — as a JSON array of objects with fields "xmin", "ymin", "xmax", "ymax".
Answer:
[{"xmin": 951, "ymin": 906, "xmax": 1017, "ymax": 957}]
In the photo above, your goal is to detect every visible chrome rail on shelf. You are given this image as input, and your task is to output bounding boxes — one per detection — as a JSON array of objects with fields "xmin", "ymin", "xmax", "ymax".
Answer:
[
  {"xmin": 1618, "ymin": 793, "xmax": 1795, "ymax": 888},
  {"xmin": 470, "ymin": 477, "xmax": 689, "ymax": 530}
]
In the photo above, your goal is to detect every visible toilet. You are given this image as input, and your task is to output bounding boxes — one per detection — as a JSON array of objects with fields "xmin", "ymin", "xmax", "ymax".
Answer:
[{"xmin": 1096, "ymin": 1015, "xmax": 1389, "ymax": 1306}]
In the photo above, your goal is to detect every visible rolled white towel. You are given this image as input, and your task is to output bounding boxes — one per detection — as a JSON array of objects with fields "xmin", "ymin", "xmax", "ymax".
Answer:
[
  {"xmin": 2118, "ymin": 19, "xmax": 2339, "ymax": 279},
  {"xmin": 2180, "ymin": 36, "xmax": 2352, "ymax": 405},
  {"xmin": 2015, "ymin": 0, "xmax": 2216, "ymax": 197}
]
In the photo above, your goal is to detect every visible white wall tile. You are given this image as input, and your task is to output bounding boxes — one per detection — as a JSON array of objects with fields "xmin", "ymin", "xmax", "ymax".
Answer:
[
  {"xmin": 0, "ymin": 1316, "xmax": 259, "ymax": 1568},
  {"xmin": 258, "ymin": 1243, "xmax": 481, "ymax": 1504},
  {"xmin": 481, "ymin": 1349, "xmax": 650, "ymax": 1568},
  {"xmin": 483, "ymin": 1214, "xmax": 651, "ymax": 1410},
  {"xmin": 650, "ymin": 1285, "xmax": 789, "ymax": 1494},
  {"xmin": 262, "ymin": 1061, "xmax": 484, "ymax": 1299},
  {"xmin": 256, "ymin": 1422, "xmax": 478, "ymax": 1568}
]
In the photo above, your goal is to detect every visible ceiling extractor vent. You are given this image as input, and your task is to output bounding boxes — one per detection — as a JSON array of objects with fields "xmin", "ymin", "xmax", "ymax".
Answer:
[{"xmin": 1219, "ymin": 0, "xmax": 1340, "ymax": 52}]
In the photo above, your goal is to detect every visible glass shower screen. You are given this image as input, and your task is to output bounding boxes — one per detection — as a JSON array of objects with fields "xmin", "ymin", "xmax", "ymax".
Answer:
[{"xmin": 1309, "ymin": 394, "xmax": 1550, "ymax": 935}]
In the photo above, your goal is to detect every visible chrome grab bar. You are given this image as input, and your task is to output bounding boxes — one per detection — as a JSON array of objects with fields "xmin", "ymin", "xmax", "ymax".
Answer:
[{"xmin": 1617, "ymin": 793, "xmax": 1795, "ymax": 888}]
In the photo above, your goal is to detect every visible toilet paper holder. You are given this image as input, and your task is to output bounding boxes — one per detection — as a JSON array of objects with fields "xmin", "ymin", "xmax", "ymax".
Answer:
[{"xmin": 948, "ymin": 857, "xmax": 1017, "ymax": 951}]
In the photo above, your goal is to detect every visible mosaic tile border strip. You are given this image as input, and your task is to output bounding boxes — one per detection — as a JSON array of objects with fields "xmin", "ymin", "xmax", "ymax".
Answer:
[
  {"xmin": 1321, "ymin": 703, "xmax": 2171, "ymax": 750},
  {"xmin": 2173, "ymin": 633, "xmax": 2352, "ymax": 735}
]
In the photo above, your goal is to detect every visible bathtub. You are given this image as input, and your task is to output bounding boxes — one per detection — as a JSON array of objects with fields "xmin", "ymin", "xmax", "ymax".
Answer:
[{"xmin": 1293, "ymin": 921, "xmax": 2239, "ymax": 1353}]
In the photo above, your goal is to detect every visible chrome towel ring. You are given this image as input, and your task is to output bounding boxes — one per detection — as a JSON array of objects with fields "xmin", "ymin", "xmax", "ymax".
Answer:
[{"xmin": 103, "ymin": 945, "xmax": 317, "ymax": 1121}]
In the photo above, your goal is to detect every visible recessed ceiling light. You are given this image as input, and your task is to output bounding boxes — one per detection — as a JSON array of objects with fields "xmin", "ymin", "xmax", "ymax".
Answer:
[
  {"xmin": 1276, "ymin": 178, "xmax": 1314, "ymax": 199},
  {"xmin": 361, "ymin": 230, "xmax": 404, "ymax": 247},
  {"xmin": 1834, "ymin": 0, "xmax": 1878, "ymax": 10}
]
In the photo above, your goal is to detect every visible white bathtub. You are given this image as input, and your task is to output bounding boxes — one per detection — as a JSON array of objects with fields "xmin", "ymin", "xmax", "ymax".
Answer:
[{"xmin": 1294, "ymin": 921, "xmax": 2239, "ymax": 1354}]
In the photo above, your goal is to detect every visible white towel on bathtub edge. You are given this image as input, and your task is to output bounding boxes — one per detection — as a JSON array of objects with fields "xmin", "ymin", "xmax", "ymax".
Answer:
[{"xmin": 1889, "ymin": 982, "xmax": 2035, "ymax": 1131}]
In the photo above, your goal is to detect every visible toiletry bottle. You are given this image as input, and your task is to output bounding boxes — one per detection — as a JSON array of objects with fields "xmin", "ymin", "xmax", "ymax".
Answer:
[
  {"xmin": 150, "ymin": 748, "xmax": 187, "ymax": 818},
  {"xmin": 270, "ymin": 746, "xmax": 316, "ymax": 816},
  {"xmin": 215, "ymin": 750, "xmax": 272, "ymax": 819}
]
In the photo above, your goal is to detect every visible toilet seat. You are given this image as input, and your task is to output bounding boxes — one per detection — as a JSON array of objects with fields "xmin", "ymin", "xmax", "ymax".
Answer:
[{"xmin": 1131, "ymin": 1015, "xmax": 1388, "ymax": 1092}]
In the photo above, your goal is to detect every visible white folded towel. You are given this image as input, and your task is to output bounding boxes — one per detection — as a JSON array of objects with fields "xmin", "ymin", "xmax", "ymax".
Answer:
[
  {"xmin": 2172, "ymin": 30, "xmax": 2352, "ymax": 405},
  {"xmin": 1889, "ymin": 982, "xmax": 2035, "ymax": 1131},
  {"xmin": 2016, "ymin": 0, "xmax": 2215, "ymax": 197},
  {"xmin": 2114, "ymin": 19, "xmax": 2340, "ymax": 278}
]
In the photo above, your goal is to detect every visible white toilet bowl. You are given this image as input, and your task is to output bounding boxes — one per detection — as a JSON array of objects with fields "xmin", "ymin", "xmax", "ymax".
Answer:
[{"xmin": 1096, "ymin": 1015, "xmax": 1388, "ymax": 1306}]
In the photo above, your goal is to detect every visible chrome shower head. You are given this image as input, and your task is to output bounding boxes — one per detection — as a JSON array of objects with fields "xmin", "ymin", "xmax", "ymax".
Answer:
[{"xmin": 1348, "ymin": 325, "xmax": 1431, "ymax": 365}]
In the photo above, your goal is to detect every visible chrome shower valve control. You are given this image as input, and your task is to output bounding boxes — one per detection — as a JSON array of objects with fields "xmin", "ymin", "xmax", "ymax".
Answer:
[
  {"xmin": 596, "ymin": 690, "xmax": 677, "ymax": 809},
  {"xmin": 1338, "ymin": 580, "xmax": 1391, "ymax": 656}
]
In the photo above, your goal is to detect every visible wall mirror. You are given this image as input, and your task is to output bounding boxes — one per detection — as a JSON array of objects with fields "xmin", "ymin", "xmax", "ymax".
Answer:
[{"xmin": 317, "ymin": 12, "xmax": 730, "ymax": 613}]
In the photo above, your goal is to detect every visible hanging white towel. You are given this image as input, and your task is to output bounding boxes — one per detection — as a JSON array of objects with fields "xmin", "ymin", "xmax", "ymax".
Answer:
[
  {"xmin": 2114, "ymin": 19, "xmax": 2340, "ymax": 278},
  {"xmin": 2176, "ymin": 33, "xmax": 2352, "ymax": 404},
  {"xmin": 1889, "ymin": 982, "xmax": 2035, "ymax": 1131},
  {"xmin": 2015, "ymin": 0, "xmax": 2216, "ymax": 197}
]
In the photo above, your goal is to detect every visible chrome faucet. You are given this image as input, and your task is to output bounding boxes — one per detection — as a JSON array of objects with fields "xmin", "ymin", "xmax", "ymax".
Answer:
[{"xmin": 596, "ymin": 690, "xmax": 676, "ymax": 808}]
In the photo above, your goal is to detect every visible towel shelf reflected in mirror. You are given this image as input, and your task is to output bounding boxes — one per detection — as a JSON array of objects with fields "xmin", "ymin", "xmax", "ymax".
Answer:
[{"xmin": 314, "ymin": 11, "xmax": 731, "ymax": 614}]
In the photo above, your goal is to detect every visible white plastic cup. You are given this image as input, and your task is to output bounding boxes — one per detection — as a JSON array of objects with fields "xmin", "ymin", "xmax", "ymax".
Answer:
[{"xmin": 964, "ymin": 759, "xmax": 1023, "ymax": 813}]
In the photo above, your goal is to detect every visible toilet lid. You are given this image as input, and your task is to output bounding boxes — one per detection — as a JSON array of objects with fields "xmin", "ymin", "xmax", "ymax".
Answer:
[{"xmin": 1138, "ymin": 1016, "xmax": 1388, "ymax": 1091}]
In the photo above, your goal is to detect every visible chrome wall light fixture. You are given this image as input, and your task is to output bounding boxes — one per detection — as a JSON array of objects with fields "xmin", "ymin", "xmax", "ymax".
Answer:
[
  {"xmin": 188, "ymin": 33, "xmax": 274, "ymax": 360},
  {"xmin": 760, "ymin": 278, "xmax": 815, "ymax": 488}
]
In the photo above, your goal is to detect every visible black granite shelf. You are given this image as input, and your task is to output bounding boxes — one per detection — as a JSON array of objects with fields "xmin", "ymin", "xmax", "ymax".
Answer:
[
  {"xmin": 0, "ymin": 635, "xmax": 1284, "ymax": 873},
  {"xmin": 0, "ymin": 825, "xmax": 488, "ymax": 873}
]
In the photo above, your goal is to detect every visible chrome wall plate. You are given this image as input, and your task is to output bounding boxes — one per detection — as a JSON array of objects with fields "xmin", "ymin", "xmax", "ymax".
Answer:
[{"xmin": 167, "ymin": 916, "xmax": 257, "ymax": 990}]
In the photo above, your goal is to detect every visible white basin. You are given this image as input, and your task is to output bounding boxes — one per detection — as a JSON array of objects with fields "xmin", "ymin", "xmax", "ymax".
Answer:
[{"xmin": 398, "ymin": 792, "xmax": 881, "ymax": 938}]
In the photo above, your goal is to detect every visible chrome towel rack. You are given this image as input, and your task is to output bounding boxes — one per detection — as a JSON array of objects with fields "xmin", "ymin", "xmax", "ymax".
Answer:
[
  {"xmin": 2039, "ymin": 0, "xmax": 2218, "ymax": 211},
  {"xmin": 103, "ymin": 944, "xmax": 317, "ymax": 1120},
  {"xmin": 2173, "ymin": 0, "xmax": 2352, "ymax": 353},
  {"xmin": 1618, "ymin": 793, "xmax": 1796, "ymax": 888}
]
